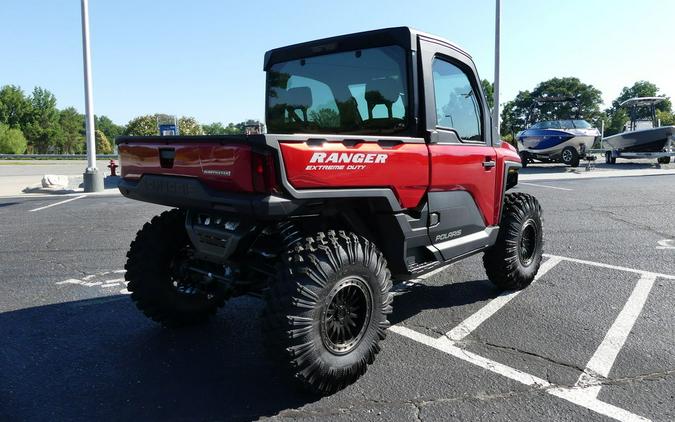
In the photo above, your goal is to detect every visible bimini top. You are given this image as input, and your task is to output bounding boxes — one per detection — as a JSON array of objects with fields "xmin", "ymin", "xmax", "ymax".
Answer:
[
  {"xmin": 263, "ymin": 26, "xmax": 469, "ymax": 70},
  {"xmin": 619, "ymin": 97, "xmax": 668, "ymax": 107}
]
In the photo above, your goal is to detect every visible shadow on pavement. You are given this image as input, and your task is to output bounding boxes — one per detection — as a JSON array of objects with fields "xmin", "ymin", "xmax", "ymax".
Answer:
[
  {"xmin": 0, "ymin": 277, "xmax": 496, "ymax": 421},
  {"xmin": 0, "ymin": 296, "xmax": 313, "ymax": 421},
  {"xmin": 389, "ymin": 278, "xmax": 497, "ymax": 325}
]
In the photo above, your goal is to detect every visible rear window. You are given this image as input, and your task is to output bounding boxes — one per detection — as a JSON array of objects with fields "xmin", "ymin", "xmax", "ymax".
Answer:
[{"xmin": 266, "ymin": 46, "xmax": 409, "ymax": 135}]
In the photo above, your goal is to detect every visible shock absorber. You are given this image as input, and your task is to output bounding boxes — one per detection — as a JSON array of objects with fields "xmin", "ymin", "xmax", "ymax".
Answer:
[{"xmin": 277, "ymin": 221, "xmax": 304, "ymax": 249}]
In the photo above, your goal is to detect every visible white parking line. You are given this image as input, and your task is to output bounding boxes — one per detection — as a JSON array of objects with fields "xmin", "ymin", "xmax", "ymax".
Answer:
[
  {"xmin": 28, "ymin": 195, "xmax": 86, "ymax": 212},
  {"xmin": 520, "ymin": 182, "xmax": 573, "ymax": 191},
  {"xmin": 389, "ymin": 254, "xmax": 668, "ymax": 421},
  {"xmin": 545, "ymin": 254, "xmax": 675, "ymax": 280},
  {"xmin": 390, "ymin": 326, "xmax": 650, "ymax": 422},
  {"xmin": 445, "ymin": 256, "xmax": 562, "ymax": 341},
  {"xmin": 576, "ymin": 273, "xmax": 657, "ymax": 392}
]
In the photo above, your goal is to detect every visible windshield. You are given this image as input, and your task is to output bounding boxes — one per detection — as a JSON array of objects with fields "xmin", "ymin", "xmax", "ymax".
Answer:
[
  {"xmin": 266, "ymin": 46, "xmax": 410, "ymax": 135},
  {"xmin": 572, "ymin": 120, "xmax": 592, "ymax": 129}
]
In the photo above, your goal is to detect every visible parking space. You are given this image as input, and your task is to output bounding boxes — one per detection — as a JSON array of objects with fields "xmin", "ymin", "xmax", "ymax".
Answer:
[
  {"xmin": 1, "ymin": 175, "xmax": 674, "ymax": 421},
  {"xmin": 391, "ymin": 253, "xmax": 675, "ymax": 421}
]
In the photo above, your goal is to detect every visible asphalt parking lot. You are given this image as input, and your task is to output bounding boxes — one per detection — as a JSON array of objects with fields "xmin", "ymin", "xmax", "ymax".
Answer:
[{"xmin": 1, "ymin": 173, "xmax": 674, "ymax": 421}]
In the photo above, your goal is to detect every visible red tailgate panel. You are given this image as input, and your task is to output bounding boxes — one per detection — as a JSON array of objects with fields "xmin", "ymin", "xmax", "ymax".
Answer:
[
  {"xmin": 280, "ymin": 141, "xmax": 429, "ymax": 209},
  {"xmin": 119, "ymin": 143, "xmax": 255, "ymax": 192}
]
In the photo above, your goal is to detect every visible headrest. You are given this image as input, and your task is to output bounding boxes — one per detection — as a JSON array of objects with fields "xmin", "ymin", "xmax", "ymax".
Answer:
[
  {"xmin": 365, "ymin": 78, "xmax": 401, "ymax": 105},
  {"xmin": 268, "ymin": 86, "xmax": 313, "ymax": 109},
  {"xmin": 284, "ymin": 87, "xmax": 313, "ymax": 109}
]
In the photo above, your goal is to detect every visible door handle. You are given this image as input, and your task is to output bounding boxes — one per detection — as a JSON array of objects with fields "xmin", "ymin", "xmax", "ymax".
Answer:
[{"xmin": 482, "ymin": 159, "xmax": 496, "ymax": 169}]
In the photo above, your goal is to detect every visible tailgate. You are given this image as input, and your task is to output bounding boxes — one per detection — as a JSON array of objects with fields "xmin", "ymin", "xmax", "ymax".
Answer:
[{"xmin": 118, "ymin": 142, "xmax": 255, "ymax": 192}]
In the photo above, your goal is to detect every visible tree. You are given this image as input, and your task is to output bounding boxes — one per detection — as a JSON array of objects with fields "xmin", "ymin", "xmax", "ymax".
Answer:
[
  {"xmin": 0, "ymin": 123, "xmax": 27, "ymax": 154},
  {"xmin": 125, "ymin": 115, "xmax": 157, "ymax": 136},
  {"xmin": 178, "ymin": 116, "xmax": 203, "ymax": 135},
  {"xmin": 611, "ymin": 81, "xmax": 671, "ymax": 112},
  {"xmin": 95, "ymin": 115, "xmax": 124, "ymax": 143},
  {"xmin": 500, "ymin": 77, "xmax": 603, "ymax": 135},
  {"xmin": 309, "ymin": 109, "xmax": 339, "ymax": 128},
  {"xmin": 95, "ymin": 130, "xmax": 112, "ymax": 154},
  {"xmin": 604, "ymin": 81, "xmax": 672, "ymax": 136},
  {"xmin": 23, "ymin": 87, "xmax": 61, "ymax": 153},
  {"xmin": 202, "ymin": 122, "xmax": 226, "ymax": 135},
  {"xmin": 657, "ymin": 110, "xmax": 675, "ymax": 126},
  {"xmin": 0, "ymin": 85, "xmax": 32, "ymax": 129},
  {"xmin": 59, "ymin": 107, "xmax": 85, "ymax": 154},
  {"xmin": 481, "ymin": 79, "xmax": 494, "ymax": 109}
]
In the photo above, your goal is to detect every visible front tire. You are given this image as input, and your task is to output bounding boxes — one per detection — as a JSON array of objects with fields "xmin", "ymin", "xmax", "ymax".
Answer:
[
  {"xmin": 263, "ymin": 231, "xmax": 393, "ymax": 395},
  {"xmin": 483, "ymin": 193, "xmax": 543, "ymax": 291},
  {"xmin": 125, "ymin": 209, "xmax": 228, "ymax": 327}
]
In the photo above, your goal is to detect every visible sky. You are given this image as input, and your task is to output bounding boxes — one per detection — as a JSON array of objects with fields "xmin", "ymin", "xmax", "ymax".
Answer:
[{"xmin": 1, "ymin": 0, "xmax": 674, "ymax": 126}]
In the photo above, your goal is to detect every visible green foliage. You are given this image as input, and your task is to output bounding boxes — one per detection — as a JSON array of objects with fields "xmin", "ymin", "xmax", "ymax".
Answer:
[
  {"xmin": 0, "ymin": 85, "xmax": 32, "ymax": 129},
  {"xmin": 604, "ymin": 81, "xmax": 672, "ymax": 136},
  {"xmin": 23, "ymin": 87, "xmax": 62, "ymax": 153},
  {"xmin": 95, "ymin": 115, "xmax": 125, "ymax": 143},
  {"xmin": 657, "ymin": 110, "xmax": 675, "ymax": 126},
  {"xmin": 178, "ymin": 116, "xmax": 203, "ymax": 135},
  {"xmin": 605, "ymin": 108, "xmax": 629, "ymax": 136},
  {"xmin": 124, "ymin": 115, "xmax": 158, "ymax": 136},
  {"xmin": 481, "ymin": 79, "xmax": 494, "ymax": 109},
  {"xmin": 202, "ymin": 119, "xmax": 263, "ymax": 135},
  {"xmin": 500, "ymin": 77, "xmax": 603, "ymax": 135},
  {"xmin": 0, "ymin": 123, "xmax": 27, "ymax": 154},
  {"xmin": 202, "ymin": 122, "xmax": 226, "ymax": 135},
  {"xmin": 59, "ymin": 107, "xmax": 85, "ymax": 154},
  {"xmin": 95, "ymin": 130, "xmax": 113, "ymax": 154},
  {"xmin": 309, "ymin": 109, "xmax": 340, "ymax": 128},
  {"xmin": 125, "ymin": 114, "xmax": 204, "ymax": 136},
  {"xmin": 611, "ymin": 81, "xmax": 671, "ymax": 112}
]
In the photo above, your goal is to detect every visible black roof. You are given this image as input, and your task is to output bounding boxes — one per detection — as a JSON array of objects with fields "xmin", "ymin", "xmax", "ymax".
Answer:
[{"xmin": 263, "ymin": 26, "xmax": 469, "ymax": 70}]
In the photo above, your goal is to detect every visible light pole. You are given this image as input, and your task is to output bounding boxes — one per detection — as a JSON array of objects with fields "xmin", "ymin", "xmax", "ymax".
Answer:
[
  {"xmin": 81, "ymin": 0, "xmax": 103, "ymax": 192},
  {"xmin": 493, "ymin": 0, "xmax": 501, "ymax": 142}
]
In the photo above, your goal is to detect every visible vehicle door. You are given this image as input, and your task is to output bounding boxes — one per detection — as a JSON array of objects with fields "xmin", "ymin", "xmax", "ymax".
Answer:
[{"xmin": 419, "ymin": 36, "xmax": 498, "ymax": 260}]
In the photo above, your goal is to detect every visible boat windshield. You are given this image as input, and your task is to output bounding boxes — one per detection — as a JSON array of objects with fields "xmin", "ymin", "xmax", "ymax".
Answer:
[
  {"xmin": 530, "ymin": 121, "xmax": 561, "ymax": 129},
  {"xmin": 530, "ymin": 120, "xmax": 593, "ymax": 130},
  {"xmin": 265, "ymin": 45, "xmax": 410, "ymax": 135}
]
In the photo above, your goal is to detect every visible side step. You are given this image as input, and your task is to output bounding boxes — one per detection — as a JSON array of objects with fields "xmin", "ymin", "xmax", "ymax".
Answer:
[{"xmin": 408, "ymin": 260, "xmax": 441, "ymax": 275}]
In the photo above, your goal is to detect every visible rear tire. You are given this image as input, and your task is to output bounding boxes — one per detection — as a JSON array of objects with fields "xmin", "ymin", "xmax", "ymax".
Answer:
[
  {"xmin": 263, "ymin": 230, "xmax": 393, "ymax": 395},
  {"xmin": 483, "ymin": 193, "xmax": 543, "ymax": 291},
  {"xmin": 561, "ymin": 146, "xmax": 580, "ymax": 167},
  {"xmin": 125, "ymin": 209, "xmax": 228, "ymax": 327}
]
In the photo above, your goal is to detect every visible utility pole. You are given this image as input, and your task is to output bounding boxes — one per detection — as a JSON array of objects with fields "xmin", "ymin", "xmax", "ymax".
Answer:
[
  {"xmin": 81, "ymin": 0, "xmax": 103, "ymax": 192},
  {"xmin": 493, "ymin": 0, "xmax": 501, "ymax": 141}
]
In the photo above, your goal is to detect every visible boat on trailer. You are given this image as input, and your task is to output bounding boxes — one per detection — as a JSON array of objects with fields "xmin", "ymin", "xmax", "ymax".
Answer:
[
  {"xmin": 516, "ymin": 96, "xmax": 600, "ymax": 168},
  {"xmin": 603, "ymin": 97, "xmax": 675, "ymax": 164}
]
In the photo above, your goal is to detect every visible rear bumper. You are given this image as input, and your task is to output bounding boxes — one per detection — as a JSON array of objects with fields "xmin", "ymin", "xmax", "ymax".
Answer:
[{"xmin": 118, "ymin": 175, "xmax": 302, "ymax": 218}]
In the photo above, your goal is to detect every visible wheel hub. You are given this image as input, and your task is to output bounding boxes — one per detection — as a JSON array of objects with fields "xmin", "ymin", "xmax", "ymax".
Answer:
[
  {"xmin": 518, "ymin": 220, "xmax": 538, "ymax": 266},
  {"xmin": 321, "ymin": 276, "xmax": 372, "ymax": 355}
]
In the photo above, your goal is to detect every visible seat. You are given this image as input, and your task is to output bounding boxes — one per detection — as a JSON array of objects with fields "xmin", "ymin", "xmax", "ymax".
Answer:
[{"xmin": 364, "ymin": 78, "xmax": 401, "ymax": 120}]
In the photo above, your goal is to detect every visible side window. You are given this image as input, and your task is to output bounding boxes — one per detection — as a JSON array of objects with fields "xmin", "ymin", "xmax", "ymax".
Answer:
[{"xmin": 432, "ymin": 58, "xmax": 483, "ymax": 142}]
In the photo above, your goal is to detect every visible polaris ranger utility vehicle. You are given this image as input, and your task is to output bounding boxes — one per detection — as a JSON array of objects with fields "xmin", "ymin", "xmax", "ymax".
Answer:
[{"xmin": 117, "ymin": 27, "xmax": 543, "ymax": 395}]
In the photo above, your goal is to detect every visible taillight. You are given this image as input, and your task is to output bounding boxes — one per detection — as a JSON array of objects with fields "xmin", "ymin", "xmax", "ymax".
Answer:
[{"xmin": 251, "ymin": 151, "xmax": 279, "ymax": 194}]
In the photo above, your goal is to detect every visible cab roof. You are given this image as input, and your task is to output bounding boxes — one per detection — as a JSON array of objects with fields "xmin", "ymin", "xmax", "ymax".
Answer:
[{"xmin": 263, "ymin": 26, "xmax": 470, "ymax": 70}]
